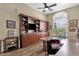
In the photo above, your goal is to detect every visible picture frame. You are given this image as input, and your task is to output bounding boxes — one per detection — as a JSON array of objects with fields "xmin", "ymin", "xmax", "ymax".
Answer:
[
  {"xmin": 8, "ymin": 30, "xmax": 14, "ymax": 38},
  {"xmin": 69, "ymin": 19, "xmax": 78, "ymax": 32},
  {"xmin": 6, "ymin": 20, "xmax": 15, "ymax": 28}
]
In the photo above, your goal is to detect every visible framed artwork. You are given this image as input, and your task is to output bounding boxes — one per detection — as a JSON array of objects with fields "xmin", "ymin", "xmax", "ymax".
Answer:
[
  {"xmin": 8, "ymin": 30, "xmax": 14, "ymax": 38},
  {"xmin": 69, "ymin": 19, "xmax": 78, "ymax": 32},
  {"xmin": 6, "ymin": 20, "xmax": 16, "ymax": 28}
]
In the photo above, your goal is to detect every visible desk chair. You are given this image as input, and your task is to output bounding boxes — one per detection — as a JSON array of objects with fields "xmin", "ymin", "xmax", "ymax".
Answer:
[{"xmin": 46, "ymin": 39, "xmax": 60, "ymax": 55}]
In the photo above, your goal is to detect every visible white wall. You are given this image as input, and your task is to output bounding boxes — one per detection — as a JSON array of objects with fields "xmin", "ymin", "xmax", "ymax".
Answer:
[{"xmin": 0, "ymin": 3, "xmax": 46, "ymax": 40}]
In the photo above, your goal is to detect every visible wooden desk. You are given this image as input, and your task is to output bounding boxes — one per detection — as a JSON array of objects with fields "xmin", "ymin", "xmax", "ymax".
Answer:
[
  {"xmin": 0, "ymin": 37, "xmax": 18, "ymax": 52},
  {"xmin": 40, "ymin": 37, "xmax": 50, "ymax": 55},
  {"xmin": 5, "ymin": 37, "xmax": 18, "ymax": 52}
]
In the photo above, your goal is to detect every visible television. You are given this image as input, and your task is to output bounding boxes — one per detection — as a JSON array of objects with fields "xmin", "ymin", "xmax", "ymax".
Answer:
[{"xmin": 28, "ymin": 24, "xmax": 36, "ymax": 30}]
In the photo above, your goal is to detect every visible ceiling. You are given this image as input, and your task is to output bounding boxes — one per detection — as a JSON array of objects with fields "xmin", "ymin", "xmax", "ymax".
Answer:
[{"xmin": 26, "ymin": 3, "xmax": 79, "ymax": 15}]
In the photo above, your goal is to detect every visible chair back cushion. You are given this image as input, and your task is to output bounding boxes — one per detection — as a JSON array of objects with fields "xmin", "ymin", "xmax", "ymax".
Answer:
[
  {"xmin": 50, "ymin": 39, "xmax": 60, "ymax": 44},
  {"xmin": 50, "ymin": 39, "xmax": 60, "ymax": 49}
]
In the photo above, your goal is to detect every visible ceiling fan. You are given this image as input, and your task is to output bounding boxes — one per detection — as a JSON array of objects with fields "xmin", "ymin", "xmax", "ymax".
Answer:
[{"xmin": 37, "ymin": 3, "xmax": 57, "ymax": 12}]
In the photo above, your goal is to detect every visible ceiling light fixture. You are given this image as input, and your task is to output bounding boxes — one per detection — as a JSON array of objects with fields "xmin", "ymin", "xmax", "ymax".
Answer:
[{"xmin": 45, "ymin": 8, "xmax": 48, "ymax": 10}]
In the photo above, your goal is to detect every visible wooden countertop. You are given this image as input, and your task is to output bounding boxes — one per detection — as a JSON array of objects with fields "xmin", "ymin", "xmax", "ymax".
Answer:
[
  {"xmin": 40, "ymin": 37, "xmax": 59, "ymax": 41},
  {"xmin": 40, "ymin": 37, "xmax": 50, "ymax": 41}
]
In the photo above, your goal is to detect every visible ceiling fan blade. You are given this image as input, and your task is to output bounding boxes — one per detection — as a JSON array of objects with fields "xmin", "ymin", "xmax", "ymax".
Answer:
[
  {"xmin": 43, "ymin": 9, "xmax": 45, "ymax": 12},
  {"xmin": 37, "ymin": 7, "xmax": 45, "ymax": 9},
  {"xmin": 43, "ymin": 3, "xmax": 48, "ymax": 8},
  {"xmin": 48, "ymin": 3, "xmax": 57, "ymax": 7}
]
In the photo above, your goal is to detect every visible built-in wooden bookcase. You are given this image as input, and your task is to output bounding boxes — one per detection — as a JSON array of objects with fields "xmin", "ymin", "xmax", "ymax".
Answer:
[{"xmin": 19, "ymin": 14, "xmax": 49, "ymax": 48}]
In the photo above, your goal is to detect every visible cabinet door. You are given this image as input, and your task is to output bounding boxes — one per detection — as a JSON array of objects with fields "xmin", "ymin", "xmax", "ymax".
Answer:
[
  {"xmin": 40, "ymin": 21, "xmax": 49, "ymax": 31},
  {"xmin": 33, "ymin": 33, "xmax": 35, "ymax": 43},
  {"xmin": 30, "ymin": 34, "xmax": 34, "ymax": 44},
  {"xmin": 22, "ymin": 33, "xmax": 28, "ymax": 48},
  {"xmin": 45, "ymin": 22, "xmax": 49, "ymax": 31},
  {"xmin": 35, "ymin": 33, "xmax": 38, "ymax": 43},
  {"xmin": 40, "ymin": 21, "xmax": 45, "ymax": 31},
  {"xmin": 31, "ymin": 34, "xmax": 34, "ymax": 44},
  {"xmin": 27, "ymin": 34, "xmax": 31, "ymax": 45},
  {"xmin": 37, "ymin": 33, "xmax": 40, "ymax": 42},
  {"xmin": 25, "ymin": 34, "xmax": 29, "ymax": 47},
  {"xmin": 33, "ymin": 33, "xmax": 37, "ymax": 43},
  {"xmin": 38, "ymin": 34, "xmax": 40, "ymax": 42},
  {"xmin": 22, "ymin": 35, "xmax": 26, "ymax": 48}
]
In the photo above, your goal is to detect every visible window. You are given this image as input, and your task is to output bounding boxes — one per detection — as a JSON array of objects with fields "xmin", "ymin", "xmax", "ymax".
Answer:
[{"xmin": 53, "ymin": 12, "xmax": 68, "ymax": 38}]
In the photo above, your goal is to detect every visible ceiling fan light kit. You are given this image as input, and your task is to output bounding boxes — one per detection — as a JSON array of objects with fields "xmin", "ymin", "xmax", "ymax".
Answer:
[
  {"xmin": 45, "ymin": 8, "xmax": 48, "ymax": 10},
  {"xmin": 37, "ymin": 3, "xmax": 57, "ymax": 12}
]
